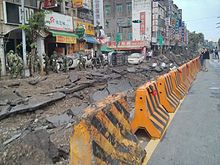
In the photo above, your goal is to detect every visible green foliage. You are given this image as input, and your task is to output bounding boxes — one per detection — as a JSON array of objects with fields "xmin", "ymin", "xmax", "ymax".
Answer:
[
  {"xmin": 19, "ymin": 9, "xmax": 47, "ymax": 45},
  {"xmin": 28, "ymin": 11, "xmax": 45, "ymax": 31},
  {"xmin": 188, "ymin": 31, "xmax": 205, "ymax": 52}
]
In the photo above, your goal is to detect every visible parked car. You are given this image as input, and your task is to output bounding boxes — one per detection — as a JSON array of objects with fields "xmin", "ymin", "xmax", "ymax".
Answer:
[
  {"xmin": 128, "ymin": 53, "xmax": 145, "ymax": 65},
  {"xmin": 111, "ymin": 51, "xmax": 128, "ymax": 66},
  {"xmin": 67, "ymin": 53, "xmax": 92, "ymax": 69}
]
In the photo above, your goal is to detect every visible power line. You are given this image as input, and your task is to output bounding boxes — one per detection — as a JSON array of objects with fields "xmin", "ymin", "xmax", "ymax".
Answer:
[{"xmin": 184, "ymin": 16, "xmax": 219, "ymax": 22}]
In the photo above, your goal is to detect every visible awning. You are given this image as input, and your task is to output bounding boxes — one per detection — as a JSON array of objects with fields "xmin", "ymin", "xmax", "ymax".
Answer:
[
  {"xmin": 101, "ymin": 45, "xmax": 113, "ymax": 52},
  {"xmin": 84, "ymin": 36, "xmax": 98, "ymax": 44},
  {"xmin": 49, "ymin": 30, "xmax": 78, "ymax": 38}
]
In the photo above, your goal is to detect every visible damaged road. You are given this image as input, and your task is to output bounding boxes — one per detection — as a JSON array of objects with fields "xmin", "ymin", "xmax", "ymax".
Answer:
[{"xmin": 0, "ymin": 52, "xmax": 195, "ymax": 164}]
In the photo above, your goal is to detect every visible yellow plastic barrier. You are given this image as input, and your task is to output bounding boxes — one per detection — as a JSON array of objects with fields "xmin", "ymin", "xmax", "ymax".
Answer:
[
  {"xmin": 156, "ymin": 74, "xmax": 180, "ymax": 112},
  {"xmin": 70, "ymin": 94, "xmax": 145, "ymax": 165},
  {"xmin": 185, "ymin": 63, "xmax": 193, "ymax": 84},
  {"xmin": 186, "ymin": 61, "xmax": 196, "ymax": 82},
  {"xmin": 175, "ymin": 68, "xmax": 188, "ymax": 94},
  {"xmin": 131, "ymin": 82, "xmax": 170, "ymax": 139},
  {"xmin": 178, "ymin": 65, "xmax": 191, "ymax": 90},
  {"xmin": 170, "ymin": 70, "xmax": 185, "ymax": 100}
]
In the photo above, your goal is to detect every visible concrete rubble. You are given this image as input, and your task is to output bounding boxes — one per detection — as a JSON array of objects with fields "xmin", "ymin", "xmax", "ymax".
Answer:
[
  {"xmin": 0, "ymin": 52, "xmax": 196, "ymax": 164},
  {"xmin": 0, "ymin": 92, "xmax": 66, "ymax": 120}
]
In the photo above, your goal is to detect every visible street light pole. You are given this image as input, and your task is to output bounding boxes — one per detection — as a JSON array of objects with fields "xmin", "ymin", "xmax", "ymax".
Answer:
[{"xmin": 21, "ymin": 0, "xmax": 27, "ymax": 76}]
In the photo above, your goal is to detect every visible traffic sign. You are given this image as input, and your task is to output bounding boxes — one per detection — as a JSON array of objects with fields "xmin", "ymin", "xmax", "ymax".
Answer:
[{"xmin": 132, "ymin": 20, "xmax": 142, "ymax": 23}]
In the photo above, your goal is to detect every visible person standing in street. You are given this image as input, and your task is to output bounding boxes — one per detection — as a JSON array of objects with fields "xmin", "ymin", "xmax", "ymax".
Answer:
[
  {"xmin": 203, "ymin": 48, "xmax": 210, "ymax": 72},
  {"xmin": 200, "ymin": 48, "xmax": 205, "ymax": 70},
  {"xmin": 215, "ymin": 48, "xmax": 219, "ymax": 59}
]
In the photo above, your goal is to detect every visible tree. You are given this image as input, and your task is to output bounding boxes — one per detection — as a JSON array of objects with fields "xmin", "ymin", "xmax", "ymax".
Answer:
[
  {"xmin": 19, "ymin": 0, "xmax": 64, "ymax": 76},
  {"xmin": 19, "ymin": 10, "xmax": 47, "ymax": 76},
  {"xmin": 188, "ymin": 31, "xmax": 205, "ymax": 53}
]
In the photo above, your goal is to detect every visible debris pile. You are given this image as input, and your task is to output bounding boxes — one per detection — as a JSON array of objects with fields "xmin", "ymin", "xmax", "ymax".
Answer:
[{"xmin": 0, "ymin": 52, "xmax": 195, "ymax": 164}]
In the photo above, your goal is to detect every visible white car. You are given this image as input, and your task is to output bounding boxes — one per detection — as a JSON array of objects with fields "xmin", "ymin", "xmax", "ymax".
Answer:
[
  {"xmin": 128, "ymin": 53, "xmax": 145, "ymax": 65},
  {"xmin": 67, "ymin": 53, "xmax": 92, "ymax": 69}
]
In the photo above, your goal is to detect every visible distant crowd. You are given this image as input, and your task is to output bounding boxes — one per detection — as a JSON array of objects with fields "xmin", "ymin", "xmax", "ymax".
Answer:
[{"xmin": 200, "ymin": 47, "xmax": 219, "ymax": 72}]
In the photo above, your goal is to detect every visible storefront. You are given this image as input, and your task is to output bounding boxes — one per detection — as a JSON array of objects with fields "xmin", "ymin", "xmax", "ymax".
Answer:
[
  {"xmin": 107, "ymin": 40, "xmax": 148, "ymax": 54},
  {"xmin": 44, "ymin": 11, "xmax": 78, "ymax": 56},
  {"xmin": 74, "ymin": 19, "xmax": 99, "ymax": 54}
]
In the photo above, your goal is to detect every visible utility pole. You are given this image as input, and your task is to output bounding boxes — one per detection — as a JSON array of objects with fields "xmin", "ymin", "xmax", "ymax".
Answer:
[{"xmin": 21, "ymin": 0, "xmax": 27, "ymax": 76}]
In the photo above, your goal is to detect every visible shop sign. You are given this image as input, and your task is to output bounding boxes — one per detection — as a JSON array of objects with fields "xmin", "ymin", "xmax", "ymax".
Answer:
[
  {"xmin": 75, "ymin": 25, "xmax": 85, "ymax": 38},
  {"xmin": 72, "ymin": 0, "xmax": 83, "ymax": 7},
  {"xmin": 72, "ymin": 0, "xmax": 92, "ymax": 9},
  {"xmin": 75, "ymin": 20, "xmax": 95, "ymax": 36},
  {"xmin": 107, "ymin": 40, "xmax": 146, "ymax": 48},
  {"xmin": 3, "ymin": 2, "xmax": 34, "ymax": 24},
  {"xmin": 56, "ymin": 36, "xmax": 76, "ymax": 44},
  {"xmin": 43, "ymin": 0, "xmax": 57, "ymax": 8},
  {"xmin": 45, "ymin": 11, "xmax": 73, "ymax": 32},
  {"xmin": 140, "ymin": 12, "xmax": 145, "ymax": 35}
]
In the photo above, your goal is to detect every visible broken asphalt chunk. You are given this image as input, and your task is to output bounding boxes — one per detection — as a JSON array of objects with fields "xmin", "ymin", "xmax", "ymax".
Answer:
[{"xmin": 0, "ymin": 92, "xmax": 66, "ymax": 121}]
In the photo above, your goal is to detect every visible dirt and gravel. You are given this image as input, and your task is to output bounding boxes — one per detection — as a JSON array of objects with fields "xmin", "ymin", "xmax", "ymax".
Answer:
[{"xmin": 0, "ymin": 52, "xmax": 195, "ymax": 164}]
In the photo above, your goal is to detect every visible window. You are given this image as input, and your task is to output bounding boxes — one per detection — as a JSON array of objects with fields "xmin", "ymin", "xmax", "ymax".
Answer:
[
  {"xmin": 107, "ymin": 33, "xmax": 111, "ymax": 38},
  {"xmin": 105, "ymin": 5, "xmax": 111, "ymax": 16},
  {"xmin": 127, "ymin": 18, "xmax": 131, "ymax": 25},
  {"xmin": 116, "ymin": 4, "xmax": 123, "ymax": 13},
  {"xmin": 117, "ymin": 18, "xmax": 124, "ymax": 24},
  {"xmin": 127, "ymin": 3, "xmax": 132, "ymax": 13},
  {"xmin": 105, "ymin": 20, "xmax": 110, "ymax": 28},
  {"xmin": 128, "ymin": 32, "xmax": 132, "ymax": 40}
]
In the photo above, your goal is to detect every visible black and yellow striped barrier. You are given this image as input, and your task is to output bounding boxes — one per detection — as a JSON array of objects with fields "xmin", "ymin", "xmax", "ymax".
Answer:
[
  {"xmin": 70, "ymin": 94, "xmax": 145, "ymax": 165},
  {"xmin": 131, "ymin": 82, "xmax": 170, "ymax": 139},
  {"xmin": 69, "ymin": 57, "xmax": 201, "ymax": 164}
]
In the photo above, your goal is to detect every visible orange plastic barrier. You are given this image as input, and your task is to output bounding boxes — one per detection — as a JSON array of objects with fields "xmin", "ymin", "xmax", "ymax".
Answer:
[
  {"xmin": 187, "ymin": 61, "xmax": 196, "ymax": 82},
  {"xmin": 178, "ymin": 65, "xmax": 191, "ymax": 90},
  {"xmin": 175, "ymin": 68, "xmax": 188, "ymax": 94},
  {"xmin": 156, "ymin": 74, "xmax": 180, "ymax": 112},
  {"xmin": 186, "ymin": 63, "xmax": 194, "ymax": 84},
  {"xmin": 70, "ymin": 94, "xmax": 145, "ymax": 165},
  {"xmin": 131, "ymin": 82, "xmax": 170, "ymax": 139},
  {"xmin": 170, "ymin": 70, "xmax": 185, "ymax": 100}
]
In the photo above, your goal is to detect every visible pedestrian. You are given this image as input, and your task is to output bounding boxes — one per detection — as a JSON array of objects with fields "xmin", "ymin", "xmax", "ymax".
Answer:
[
  {"xmin": 16, "ymin": 54, "xmax": 24, "ymax": 77},
  {"xmin": 203, "ymin": 48, "xmax": 210, "ymax": 72},
  {"xmin": 147, "ymin": 49, "xmax": 153, "ymax": 60},
  {"xmin": 43, "ymin": 53, "xmax": 50, "ymax": 75},
  {"xmin": 62, "ymin": 55, "xmax": 69, "ymax": 72},
  {"xmin": 7, "ymin": 50, "xmax": 17, "ymax": 78},
  {"xmin": 200, "ymin": 48, "xmax": 205, "ymax": 70},
  {"xmin": 215, "ymin": 49, "xmax": 219, "ymax": 59},
  {"xmin": 51, "ymin": 51, "xmax": 58, "ymax": 73},
  {"xmin": 0, "ymin": 58, "xmax": 2, "ymax": 78}
]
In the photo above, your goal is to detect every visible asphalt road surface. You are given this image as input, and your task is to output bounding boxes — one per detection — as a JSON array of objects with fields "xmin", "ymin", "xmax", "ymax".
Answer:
[{"xmin": 148, "ymin": 59, "xmax": 220, "ymax": 165}]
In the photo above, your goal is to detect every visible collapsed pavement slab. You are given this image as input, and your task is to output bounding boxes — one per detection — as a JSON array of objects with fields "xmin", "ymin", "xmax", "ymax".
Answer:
[
  {"xmin": 0, "ymin": 92, "xmax": 66, "ymax": 121},
  {"xmin": 46, "ymin": 103, "xmax": 89, "ymax": 128},
  {"xmin": 0, "ymin": 130, "xmax": 66, "ymax": 165}
]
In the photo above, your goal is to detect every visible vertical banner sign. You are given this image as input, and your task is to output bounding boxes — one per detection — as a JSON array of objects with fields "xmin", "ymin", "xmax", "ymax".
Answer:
[{"xmin": 140, "ymin": 12, "xmax": 145, "ymax": 35}]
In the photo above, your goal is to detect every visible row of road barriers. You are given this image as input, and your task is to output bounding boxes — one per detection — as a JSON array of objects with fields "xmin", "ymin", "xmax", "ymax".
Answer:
[{"xmin": 69, "ymin": 57, "xmax": 201, "ymax": 164}]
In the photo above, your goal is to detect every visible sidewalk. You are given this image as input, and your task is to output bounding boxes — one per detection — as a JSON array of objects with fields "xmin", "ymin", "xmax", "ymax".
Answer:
[{"xmin": 148, "ymin": 60, "xmax": 220, "ymax": 165}]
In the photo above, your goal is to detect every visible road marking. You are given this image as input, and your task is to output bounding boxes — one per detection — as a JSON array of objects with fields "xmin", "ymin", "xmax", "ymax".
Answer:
[{"xmin": 142, "ymin": 99, "xmax": 185, "ymax": 165}]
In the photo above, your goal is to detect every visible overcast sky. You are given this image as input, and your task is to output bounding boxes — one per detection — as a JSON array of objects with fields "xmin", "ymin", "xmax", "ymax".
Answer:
[{"xmin": 174, "ymin": 0, "xmax": 220, "ymax": 42}]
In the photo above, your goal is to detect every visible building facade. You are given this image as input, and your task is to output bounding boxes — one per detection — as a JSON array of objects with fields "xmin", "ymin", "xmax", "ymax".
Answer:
[
  {"xmin": 0, "ymin": 0, "xmax": 98, "ymax": 75},
  {"xmin": 0, "ymin": 0, "xmax": 39, "ymax": 76},
  {"xmin": 93, "ymin": 0, "xmax": 104, "ymax": 28},
  {"xmin": 132, "ymin": 0, "xmax": 151, "ymax": 47},
  {"xmin": 103, "ymin": 0, "xmax": 132, "ymax": 41},
  {"xmin": 152, "ymin": 0, "xmax": 166, "ymax": 46}
]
